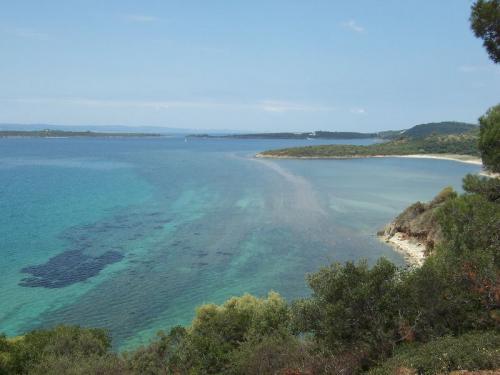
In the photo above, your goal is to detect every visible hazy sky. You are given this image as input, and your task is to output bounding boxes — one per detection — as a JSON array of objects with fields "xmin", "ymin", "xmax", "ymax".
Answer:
[{"xmin": 1, "ymin": 0, "xmax": 499, "ymax": 132}]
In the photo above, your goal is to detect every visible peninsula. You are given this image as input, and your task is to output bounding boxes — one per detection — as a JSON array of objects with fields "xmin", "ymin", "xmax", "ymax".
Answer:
[
  {"xmin": 188, "ymin": 130, "xmax": 378, "ymax": 139},
  {"xmin": 256, "ymin": 122, "xmax": 480, "ymax": 162},
  {"xmin": 0, "ymin": 129, "xmax": 162, "ymax": 138},
  {"xmin": 189, "ymin": 121, "xmax": 476, "ymax": 141}
]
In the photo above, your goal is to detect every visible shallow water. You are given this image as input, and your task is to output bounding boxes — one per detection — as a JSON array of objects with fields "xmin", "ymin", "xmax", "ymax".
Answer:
[{"xmin": 0, "ymin": 136, "xmax": 480, "ymax": 349}]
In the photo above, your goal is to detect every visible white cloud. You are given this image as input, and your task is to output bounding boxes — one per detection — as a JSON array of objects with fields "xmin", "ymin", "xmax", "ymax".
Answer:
[
  {"xmin": 350, "ymin": 108, "xmax": 366, "ymax": 114},
  {"xmin": 259, "ymin": 100, "xmax": 336, "ymax": 113},
  {"xmin": 5, "ymin": 98, "xmax": 337, "ymax": 113},
  {"xmin": 5, "ymin": 27, "xmax": 49, "ymax": 41},
  {"xmin": 341, "ymin": 20, "xmax": 364, "ymax": 33},
  {"xmin": 9, "ymin": 98, "xmax": 216, "ymax": 110},
  {"xmin": 122, "ymin": 14, "xmax": 157, "ymax": 22}
]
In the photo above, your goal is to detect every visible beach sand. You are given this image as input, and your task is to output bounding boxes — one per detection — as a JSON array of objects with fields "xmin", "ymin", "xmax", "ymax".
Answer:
[
  {"xmin": 379, "ymin": 232, "xmax": 426, "ymax": 267},
  {"xmin": 256, "ymin": 153, "xmax": 499, "ymax": 177},
  {"xmin": 387, "ymin": 154, "xmax": 482, "ymax": 165},
  {"xmin": 256, "ymin": 152, "xmax": 482, "ymax": 164}
]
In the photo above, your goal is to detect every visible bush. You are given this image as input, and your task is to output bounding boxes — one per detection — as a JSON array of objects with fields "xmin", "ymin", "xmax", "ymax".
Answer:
[
  {"xmin": 437, "ymin": 193, "xmax": 500, "ymax": 274},
  {"xmin": 399, "ymin": 256, "xmax": 486, "ymax": 341},
  {"xmin": 291, "ymin": 259, "xmax": 402, "ymax": 363},
  {"xmin": 125, "ymin": 326, "xmax": 186, "ymax": 375},
  {"xmin": 228, "ymin": 332, "xmax": 307, "ymax": 375},
  {"xmin": 176, "ymin": 292, "xmax": 290, "ymax": 374},
  {"xmin": 369, "ymin": 331, "xmax": 500, "ymax": 374},
  {"xmin": 0, "ymin": 325, "xmax": 113, "ymax": 375},
  {"xmin": 28, "ymin": 353, "xmax": 126, "ymax": 375}
]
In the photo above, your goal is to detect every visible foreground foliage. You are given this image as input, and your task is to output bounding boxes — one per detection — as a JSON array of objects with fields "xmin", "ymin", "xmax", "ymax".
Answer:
[
  {"xmin": 470, "ymin": 0, "xmax": 500, "ymax": 64},
  {"xmin": 369, "ymin": 332, "xmax": 500, "ymax": 375},
  {"xmin": 478, "ymin": 104, "xmax": 500, "ymax": 173}
]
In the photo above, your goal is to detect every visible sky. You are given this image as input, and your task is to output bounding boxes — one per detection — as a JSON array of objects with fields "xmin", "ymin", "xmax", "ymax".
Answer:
[{"xmin": 1, "ymin": 0, "xmax": 499, "ymax": 132}]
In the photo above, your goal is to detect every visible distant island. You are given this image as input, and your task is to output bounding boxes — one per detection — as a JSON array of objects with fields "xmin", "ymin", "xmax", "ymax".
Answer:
[
  {"xmin": 188, "ymin": 121, "xmax": 477, "ymax": 141},
  {"xmin": 188, "ymin": 130, "xmax": 379, "ymax": 139},
  {"xmin": 256, "ymin": 122, "xmax": 480, "ymax": 162},
  {"xmin": 0, "ymin": 129, "xmax": 162, "ymax": 138}
]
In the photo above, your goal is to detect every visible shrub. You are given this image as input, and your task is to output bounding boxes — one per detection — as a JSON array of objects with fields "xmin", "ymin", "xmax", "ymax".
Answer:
[
  {"xmin": 178, "ymin": 292, "xmax": 290, "ymax": 374},
  {"xmin": 0, "ymin": 325, "xmax": 112, "ymax": 375},
  {"xmin": 369, "ymin": 331, "xmax": 500, "ymax": 374},
  {"xmin": 28, "ymin": 353, "xmax": 126, "ymax": 375},
  {"xmin": 125, "ymin": 326, "xmax": 187, "ymax": 375},
  {"xmin": 291, "ymin": 259, "xmax": 402, "ymax": 363}
]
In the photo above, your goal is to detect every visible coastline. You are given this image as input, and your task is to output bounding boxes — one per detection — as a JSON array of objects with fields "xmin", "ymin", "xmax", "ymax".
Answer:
[
  {"xmin": 256, "ymin": 152, "xmax": 482, "ymax": 164},
  {"xmin": 258, "ymin": 151, "xmax": 497, "ymax": 265},
  {"xmin": 378, "ymin": 232, "xmax": 426, "ymax": 267},
  {"xmin": 390, "ymin": 153, "xmax": 481, "ymax": 165},
  {"xmin": 256, "ymin": 152, "xmax": 500, "ymax": 177}
]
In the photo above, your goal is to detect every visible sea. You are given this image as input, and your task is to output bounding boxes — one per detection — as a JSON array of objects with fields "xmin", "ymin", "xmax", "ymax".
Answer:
[{"xmin": 0, "ymin": 136, "xmax": 481, "ymax": 350}]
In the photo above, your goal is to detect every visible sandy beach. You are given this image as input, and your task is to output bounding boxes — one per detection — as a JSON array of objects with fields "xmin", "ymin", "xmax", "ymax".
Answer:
[
  {"xmin": 389, "ymin": 154, "xmax": 482, "ymax": 165},
  {"xmin": 256, "ymin": 153, "xmax": 500, "ymax": 177},
  {"xmin": 379, "ymin": 232, "xmax": 426, "ymax": 267},
  {"xmin": 256, "ymin": 152, "xmax": 482, "ymax": 164}
]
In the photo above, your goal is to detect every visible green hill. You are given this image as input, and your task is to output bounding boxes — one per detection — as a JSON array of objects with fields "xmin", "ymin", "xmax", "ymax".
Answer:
[
  {"xmin": 188, "ymin": 122, "xmax": 477, "ymax": 141},
  {"xmin": 398, "ymin": 121, "xmax": 478, "ymax": 139},
  {"xmin": 258, "ymin": 132, "xmax": 480, "ymax": 158}
]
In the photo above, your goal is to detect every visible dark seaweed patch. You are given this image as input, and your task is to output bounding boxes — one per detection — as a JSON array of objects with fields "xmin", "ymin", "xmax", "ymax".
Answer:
[
  {"xmin": 19, "ymin": 250, "xmax": 123, "ymax": 288},
  {"xmin": 216, "ymin": 251, "xmax": 232, "ymax": 256},
  {"xmin": 155, "ymin": 219, "xmax": 171, "ymax": 224}
]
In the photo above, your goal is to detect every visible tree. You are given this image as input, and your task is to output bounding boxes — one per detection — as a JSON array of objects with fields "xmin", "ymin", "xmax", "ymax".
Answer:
[
  {"xmin": 478, "ymin": 104, "xmax": 500, "ymax": 173},
  {"xmin": 470, "ymin": 0, "xmax": 500, "ymax": 63},
  {"xmin": 0, "ymin": 326, "xmax": 117, "ymax": 375},
  {"xmin": 462, "ymin": 173, "xmax": 500, "ymax": 201},
  {"xmin": 177, "ymin": 292, "xmax": 291, "ymax": 374},
  {"xmin": 291, "ymin": 259, "xmax": 402, "ymax": 360}
]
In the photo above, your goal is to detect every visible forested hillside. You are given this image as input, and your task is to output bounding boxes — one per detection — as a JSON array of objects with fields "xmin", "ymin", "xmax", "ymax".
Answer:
[{"xmin": 258, "ymin": 132, "xmax": 480, "ymax": 158}]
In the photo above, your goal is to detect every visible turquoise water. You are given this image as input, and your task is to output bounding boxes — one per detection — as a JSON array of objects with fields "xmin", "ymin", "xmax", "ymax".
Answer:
[{"xmin": 0, "ymin": 137, "xmax": 481, "ymax": 349}]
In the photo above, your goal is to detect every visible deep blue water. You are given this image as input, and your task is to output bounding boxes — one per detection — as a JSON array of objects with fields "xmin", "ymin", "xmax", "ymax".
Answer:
[{"xmin": 0, "ymin": 136, "xmax": 481, "ymax": 349}]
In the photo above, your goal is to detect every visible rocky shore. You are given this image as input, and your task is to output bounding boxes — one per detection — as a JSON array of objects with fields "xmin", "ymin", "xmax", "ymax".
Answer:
[
  {"xmin": 378, "ymin": 231, "xmax": 427, "ymax": 266},
  {"xmin": 377, "ymin": 187, "xmax": 456, "ymax": 266}
]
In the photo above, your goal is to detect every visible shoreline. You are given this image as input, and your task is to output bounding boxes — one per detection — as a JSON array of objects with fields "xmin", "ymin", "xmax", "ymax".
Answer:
[
  {"xmin": 256, "ymin": 153, "xmax": 499, "ymax": 177},
  {"xmin": 378, "ymin": 232, "xmax": 426, "ymax": 267},
  {"xmin": 256, "ymin": 152, "xmax": 482, "ymax": 164},
  {"xmin": 389, "ymin": 153, "xmax": 481, "ymax": 165},
  {"xmin": 258, "ymin": 151, "xmax": 497, "ymax": 265}
]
